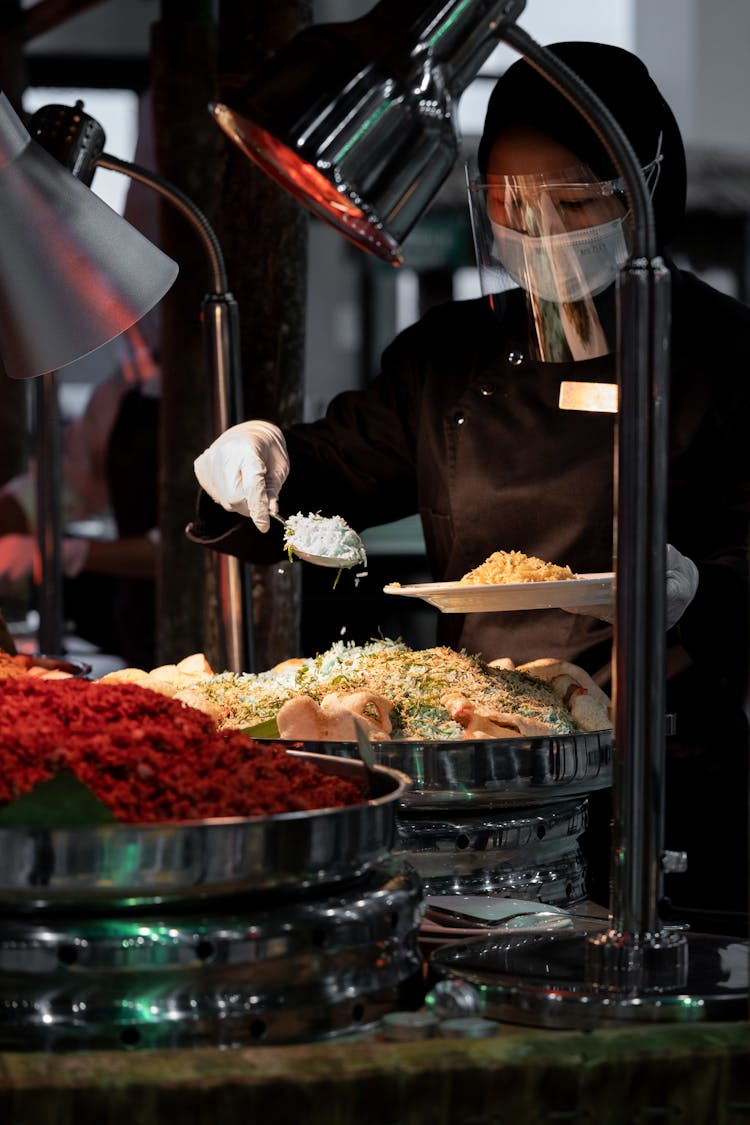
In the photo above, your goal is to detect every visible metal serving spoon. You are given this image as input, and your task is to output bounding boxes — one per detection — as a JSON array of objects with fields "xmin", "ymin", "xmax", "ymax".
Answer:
[
  {"xmin": 271, "ymin": 512, "xmax": 367, "ymax": 570},
  {"xmin": 352, "ymin": 716, "xmax": 378, "ymax": 799}
]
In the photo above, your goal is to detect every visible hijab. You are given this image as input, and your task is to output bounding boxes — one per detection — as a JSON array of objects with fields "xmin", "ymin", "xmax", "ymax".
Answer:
[{"xmin": 477, "ymin": 42, "xmax": 687, "ymax": 250}]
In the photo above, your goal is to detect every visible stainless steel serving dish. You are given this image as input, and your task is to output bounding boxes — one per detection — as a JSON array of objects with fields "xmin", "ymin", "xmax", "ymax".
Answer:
[
  {"xmin": 6, "ymin": 653, "xmax": 92, "ymax": 677},
  {"xmin": 255, "ymin": 734, "xmax": 610, "ymax": 904},
  {"xmin": 281, "ymin": 730, "xmax": 612, "ymax": 809},
  {"xmin": 396, "ymin": 798, "xmax": 589, "ymax": 901},
  {"xmin": 0, "ymin": 751, "xmax": 410, "ymax": 909}
]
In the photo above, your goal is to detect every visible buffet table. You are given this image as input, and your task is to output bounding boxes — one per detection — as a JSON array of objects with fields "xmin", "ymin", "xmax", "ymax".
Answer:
[
  {"xmin": 0, "ymin": 647, "xmax": 745, "ymax": 1124},
  {"xmin": 1, "ymin": 1020, "xmax": 749, "ymax": 1124}
]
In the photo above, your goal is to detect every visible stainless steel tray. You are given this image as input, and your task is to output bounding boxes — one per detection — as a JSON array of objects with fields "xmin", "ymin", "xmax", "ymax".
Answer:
[
  {"xmin": 0, "ymin": 751, "xmax": 410, "ymax": 908},
  {"xmin": 281, "ymin": 730, "xmax": 612, "ymax": 808}
]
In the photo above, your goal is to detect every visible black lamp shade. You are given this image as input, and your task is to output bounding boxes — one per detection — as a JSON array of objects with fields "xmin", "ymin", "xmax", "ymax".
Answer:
[{"xmin": 0, "ymin": 92, "xmax": 178, "ymax": 380}]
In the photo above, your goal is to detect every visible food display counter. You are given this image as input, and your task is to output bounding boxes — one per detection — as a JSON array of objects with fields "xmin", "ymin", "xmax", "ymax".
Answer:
[
  {"xmin": 1, "ymin": 1021, "xmax": 749, "ymax": 1124},
  {"xmin": 0, "ymin": 613, "xmax": 745, "ymax": 1112}
]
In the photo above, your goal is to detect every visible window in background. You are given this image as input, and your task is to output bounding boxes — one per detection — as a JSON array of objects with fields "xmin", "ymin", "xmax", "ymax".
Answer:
[
  {"xmin": 23, "ymin": 87, "xmax": 138, "ymax": 215},
  {"xmin": 459, "ymin": 0, "xmax": 635, "ymax": 135}
]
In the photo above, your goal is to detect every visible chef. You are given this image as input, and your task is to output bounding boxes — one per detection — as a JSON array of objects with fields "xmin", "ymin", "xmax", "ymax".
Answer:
[{"xmin": 189, "ymin": 42, "xmax": 750, "ymax": 931}]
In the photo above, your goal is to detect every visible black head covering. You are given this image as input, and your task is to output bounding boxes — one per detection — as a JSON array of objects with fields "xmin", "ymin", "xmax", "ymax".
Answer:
[{"xmin": 477, "ymin": 42, "xmax": 687, "ymax": 249}]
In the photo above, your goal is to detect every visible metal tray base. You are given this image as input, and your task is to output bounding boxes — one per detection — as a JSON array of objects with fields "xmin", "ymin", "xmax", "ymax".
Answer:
[
  {"xmin": 431, "ymin": 930, "xmax": 749, "ymax": 1028},
  {"xmin": 0, "ymin": 859, "xmax": 424, "ymax": 1049},
  {"xmin": 396, "ymin": 798, "xmax": 588, "ymax": 902}
]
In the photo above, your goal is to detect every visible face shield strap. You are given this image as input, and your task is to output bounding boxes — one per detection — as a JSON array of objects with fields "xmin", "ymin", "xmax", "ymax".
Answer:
[{"xmin": 612, "ymin": 130, "xmax": 664, "ymax": 199}]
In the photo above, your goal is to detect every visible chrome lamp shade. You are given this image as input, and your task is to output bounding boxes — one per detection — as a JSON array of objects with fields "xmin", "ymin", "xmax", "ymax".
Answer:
[
  {"xmin": 211, "ymin": 36, "xmax": 455, "ymax": 267},
  {"xmin": 0, "ymin": 92, "xmax": 178, "ymax": 380},
  {"xmin": 211, "ymin": 0, "xmax": 525, "ymax": 265}
]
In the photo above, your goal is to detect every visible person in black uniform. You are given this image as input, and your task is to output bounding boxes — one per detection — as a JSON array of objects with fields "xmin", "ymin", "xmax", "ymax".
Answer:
[{"xmin": 188, "ymin": 43, "xmax": 750, "ymax": 931}]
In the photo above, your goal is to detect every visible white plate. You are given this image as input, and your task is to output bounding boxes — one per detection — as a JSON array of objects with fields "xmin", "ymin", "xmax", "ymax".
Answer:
[{"xmin": 383, "ymin": 573, "xmax": 614, "ymax": 614}]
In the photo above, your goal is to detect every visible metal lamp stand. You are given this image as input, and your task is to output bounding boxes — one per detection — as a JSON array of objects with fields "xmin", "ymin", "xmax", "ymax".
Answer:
[
  {"xmin": 432, "ymin": 23, "xmax": 748, "ymax": 1027},
  {"xmin": 28, "ymin": 95, "xmax": 255, "ymax": 675},
  {"xmin": 96, "ymin": 153, "xmax": 255, "ymax": 674},
  {"xmin": 34, "ymin": 371, "xmax": 64, "ymax": 657}
]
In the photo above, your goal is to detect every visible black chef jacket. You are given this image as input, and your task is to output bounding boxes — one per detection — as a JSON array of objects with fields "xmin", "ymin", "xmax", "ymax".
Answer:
[
  {"xmin": 189, "ymin": 267, "xmax": 750, "ymax": 922},
  {"xmin": 191, "ymin": 267, "xmax": 749, "ymax": 688}
]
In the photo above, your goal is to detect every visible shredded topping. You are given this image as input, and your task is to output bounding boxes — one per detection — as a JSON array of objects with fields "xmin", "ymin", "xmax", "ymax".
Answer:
[
  {"xmin": 284, "ymin": 512, "xmax": 367, "ymax": 567},
  {"xmin": 191, "ymin": 639, "xmax": 582, "ymax": 740}
]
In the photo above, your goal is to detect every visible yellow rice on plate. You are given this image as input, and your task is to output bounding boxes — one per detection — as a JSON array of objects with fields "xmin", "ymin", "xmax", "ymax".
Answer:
[{"xmin": 460, "ymin": 549, "xmax": 575, "ymax": 585}]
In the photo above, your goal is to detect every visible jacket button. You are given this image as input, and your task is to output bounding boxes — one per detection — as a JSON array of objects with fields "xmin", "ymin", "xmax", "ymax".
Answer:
[
  {"xmin": 508, "ymin": 350, "xmax": 524, "ymax": 366},
  {"xmin": 453, "ymin": 412, "xmax": 466, "ymax": 425},
  {"xmin": 478, "ymin": 383, "xmax": 496, "ymax": 397}
]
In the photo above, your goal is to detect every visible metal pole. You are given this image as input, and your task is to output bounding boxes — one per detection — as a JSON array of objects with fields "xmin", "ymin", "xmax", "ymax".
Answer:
[
  {"xmin": 203, "ymin": 294, "xmax": 255, "ymax": 673},
  {"xmin": 501, "ymin": 25, "xmax": 688, "ymax": 986},
  {"xmin": 98, "ymin": 154, "xmax": 255, "ymax": 673},
  {"xmin": 34, "ymin": 371, "xmax": 63, "ymax": 656}
]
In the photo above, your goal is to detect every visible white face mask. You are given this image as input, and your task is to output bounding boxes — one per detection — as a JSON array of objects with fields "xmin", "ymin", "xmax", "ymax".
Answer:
[{"xmin": 491, "ymin": 216, "xmax": 629, "ymax": 303}]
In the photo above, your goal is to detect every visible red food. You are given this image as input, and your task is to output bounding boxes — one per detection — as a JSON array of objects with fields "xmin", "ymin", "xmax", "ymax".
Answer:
[{"xmin": 0, "ymin": 679, "xmax": 363, "ymax": 823}]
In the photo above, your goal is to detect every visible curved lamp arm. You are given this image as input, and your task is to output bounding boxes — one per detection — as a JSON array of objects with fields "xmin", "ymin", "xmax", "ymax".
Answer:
[
  {"xmin": 94, "ymin": 153, "xmax": 252, "ymax": 673},
  {"xmin": 28, "ymin": 99, "xmax": 253, "ymax": 673},
  {"xmin": 97, "ymin": 154, "xmax": 228, "ymax": 293}
]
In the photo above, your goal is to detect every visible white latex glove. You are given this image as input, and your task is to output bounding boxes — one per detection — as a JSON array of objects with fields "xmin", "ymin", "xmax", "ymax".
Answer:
[
  {"xmin": 665, "ymin": 543, "xmax": 699, "ymax": 629},
  {"xmin": 0, "ymin": 534, "xmax": 90, "ymax": 584},
  {"xmin": 563, "ymin": 543, "xmax": 699, "ymax": 629},
  {"xmin": 193, "ymin": 421, "xmax": 290, "ymax": 533}
]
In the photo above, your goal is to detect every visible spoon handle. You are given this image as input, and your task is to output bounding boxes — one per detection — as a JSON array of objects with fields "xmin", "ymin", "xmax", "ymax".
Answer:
[{"xmin": 352, "ymin": 716, "xmax": 377, "ymax": 798}]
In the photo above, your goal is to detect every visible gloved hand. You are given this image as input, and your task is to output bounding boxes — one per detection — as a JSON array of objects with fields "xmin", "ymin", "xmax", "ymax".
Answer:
[
  {"xmin": 563, "ymin": 543, "xmax": 699, "ymax": 629},
  {"xmin": 665, "ymin": 543, "xmax": 699, "ymax": 629},
  {"xmin": 193, "ymin": 420, "xmax": 290, "ymax": 532},
  {"xmin": 0, "ymin": 534, "xmax": 90, "ymax": 585}
]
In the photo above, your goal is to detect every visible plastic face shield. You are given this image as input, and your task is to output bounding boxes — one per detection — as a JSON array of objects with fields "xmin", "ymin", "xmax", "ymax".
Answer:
[{"xmin": 467, "ymin": 159, "xmax": 632, "ymax": 362}]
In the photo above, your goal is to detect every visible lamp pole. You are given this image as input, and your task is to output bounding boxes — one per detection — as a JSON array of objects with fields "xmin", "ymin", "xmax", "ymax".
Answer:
[
  {"xmin": 28, "ymin": 100, "xmax": 255, "ymax": 675},
  {"xmin": 34, "ymin": 372, "xmax": 64, "ymax": 656},
  {"xmin": 431, "ymin": 16, "xmax": 746, "ymax": 1021},
  {"xmin": 97, "ymin": 153, "xmax": 255, "ymax": 674},
  {"xmin": 500, "ymin": 22, "xmax": 683, "ymax": 988}
]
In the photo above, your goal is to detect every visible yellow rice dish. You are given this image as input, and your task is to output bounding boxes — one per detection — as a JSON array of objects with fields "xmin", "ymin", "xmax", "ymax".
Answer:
[{"xmin": 460, "ymin": 549, "xmax": 575, "ymax": 585}]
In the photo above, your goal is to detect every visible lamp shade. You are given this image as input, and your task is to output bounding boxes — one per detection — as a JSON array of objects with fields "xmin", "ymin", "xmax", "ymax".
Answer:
[
  {"xmin": 0, "ymin": 92, "xmax": 178, "ymax": 380},
  {"xmin": 211, "ymin": 1, "xmax": 525, "ymax": 266}
]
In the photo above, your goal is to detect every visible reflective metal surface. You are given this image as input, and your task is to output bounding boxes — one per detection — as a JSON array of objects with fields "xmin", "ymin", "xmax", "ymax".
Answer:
[
  {"xmin": 30, "ymin": 654, "xmax": 92, "ymax": 678},
  {"xmin": 431, "ymin": 930, "xmax": 749, "ymax": 1028},
  {"xmin": 396, "ymin": 799, "xmax": 588, "ymax": 902},
  {"xmin": 211, "ymin": 1, "xmax": 527, "ymax": 265},
  {"xmin": 0, "ymin": 859, "xmax": 424, "ymax": 1049},
  {"xmin": 315, "ymin": 730, "xmax": 611, "ymax": 808},
  {"xmin": 0, "ymin": 753, "xmax": 410, "ymax": 907}
]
